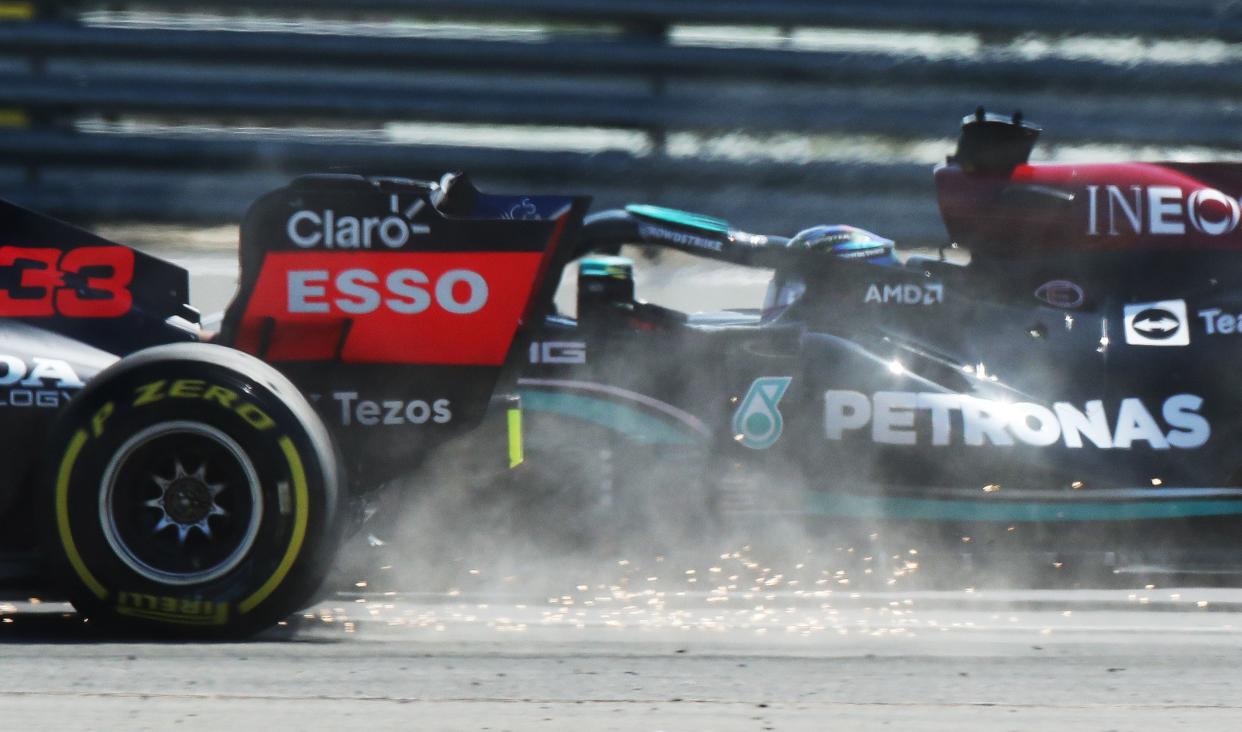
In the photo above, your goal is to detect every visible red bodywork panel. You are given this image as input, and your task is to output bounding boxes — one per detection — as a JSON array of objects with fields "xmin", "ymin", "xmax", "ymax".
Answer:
[
  {"xmin": 936, "ymin": 161, "xmax": 1242, "ymax": 254},
  {"xmin": 223, "ymin": 175, "xmax": 584, "ymax": 368},
  {"xmin": 234, "ymin": 251, "xmax": 544, "ymax": 365},
  {"xmin": 215, "ymin": 175, "xmax": 591, "ymax": 487}
]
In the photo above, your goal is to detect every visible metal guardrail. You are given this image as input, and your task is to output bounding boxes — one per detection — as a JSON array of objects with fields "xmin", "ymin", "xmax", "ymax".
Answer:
[
  {"xmin": 3, "ymin": 24, "xmax": 1241, "ymax": 96},
  {"xmin": 0, "ymin": 1, "xmax": 1238, "ymax": 242},
  {"xmin": 3, "ymin": 73, "xmax": 1238, "ymax": 146},
  {"xmin": 85, "ymin": 0, "xmax": 1242, "ymax": 40}
]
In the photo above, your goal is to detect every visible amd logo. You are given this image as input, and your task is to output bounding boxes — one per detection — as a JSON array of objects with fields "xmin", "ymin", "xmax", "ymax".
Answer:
[
  {"xmin": 1087, "ymin": 185, "xmax": 1242, "ymax": 237},
  {"xmin": 864, "ymin": 282, "xmax": 944, "ymax": 306}
]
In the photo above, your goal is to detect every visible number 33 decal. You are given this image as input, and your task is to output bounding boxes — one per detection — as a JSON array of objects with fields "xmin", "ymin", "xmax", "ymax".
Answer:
[{"xmin": 0, "ymin": 246, "xmax": 134, "ymax": 318}]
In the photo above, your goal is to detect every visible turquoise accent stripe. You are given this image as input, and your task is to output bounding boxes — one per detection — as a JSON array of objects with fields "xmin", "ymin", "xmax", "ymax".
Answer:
[
  {"xmin": 806, "ymin": 493, "xmax": 1242, "ymax": 522},
  {"xmin": 519, "ymin": 390, "xmax": 700, "ymax": 445},
  {"xmin": 626, "ymin": 204, "xmax": 730, "ymax": 233},
  {"xmin": 579, "ymin": 255, "xmax": 633, "ymax": 279}
]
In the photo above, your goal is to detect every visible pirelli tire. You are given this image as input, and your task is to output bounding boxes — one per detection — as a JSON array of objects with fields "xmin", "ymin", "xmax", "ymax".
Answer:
[{"xmin": 44, "ymin": 343, "xmax": 342, "ymax": 637}]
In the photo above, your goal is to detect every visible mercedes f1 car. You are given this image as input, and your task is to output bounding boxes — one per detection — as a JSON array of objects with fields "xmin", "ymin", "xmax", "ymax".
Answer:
[{"xmin": 2, "ymin": 110, "xmax": 1242, "ymax": 635}]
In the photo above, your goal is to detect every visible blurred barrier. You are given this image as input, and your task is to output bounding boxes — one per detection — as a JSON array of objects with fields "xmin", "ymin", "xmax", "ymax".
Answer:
[{"xmin": 0, "ymin": 1, "xmax": 1237, "ymax": 243}]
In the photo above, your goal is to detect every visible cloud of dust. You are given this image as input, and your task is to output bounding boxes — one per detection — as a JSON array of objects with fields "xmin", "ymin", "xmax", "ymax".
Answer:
[{"xmin": 322, "ymin": 248, "xmax": 1080, "ymax": 611}]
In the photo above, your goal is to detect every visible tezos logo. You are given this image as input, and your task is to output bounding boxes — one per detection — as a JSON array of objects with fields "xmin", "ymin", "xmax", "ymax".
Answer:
[
  {"xmin": 1123, "ymin": 299, "xmax": 1188, "ymax": 346},
  {"xmin": 732, "ymin": 376, "xmax": 792, "ymax": 450},
  {"xmin": 332, "ymin": 392, "xmax": 451, "ymax": 427}
]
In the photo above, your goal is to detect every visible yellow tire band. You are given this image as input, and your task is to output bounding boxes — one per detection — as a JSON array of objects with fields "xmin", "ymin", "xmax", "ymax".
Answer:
[
  {"xmin": 507, "ymin": 406, "xmax": 523, "ymax": 468},
  {"xmin": 239, "ymin": 436, "xmax": 308, "ymax": 614},
  {"xmin": 56, "ymin": 429, "xmax": 108, "ymax": 600},
  {"xmin": 0, "ymin": 109, "xmax": 28, "ymax": 127},
  {"xmin": 0, "ymin": 3, "xmax": 33, "ymax": 21}
]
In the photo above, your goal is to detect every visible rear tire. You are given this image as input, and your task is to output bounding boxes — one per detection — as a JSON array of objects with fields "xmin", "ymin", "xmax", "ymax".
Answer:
[{"xmin": 45, "ymin": 343, "xmax": 342, "ymax": 637}]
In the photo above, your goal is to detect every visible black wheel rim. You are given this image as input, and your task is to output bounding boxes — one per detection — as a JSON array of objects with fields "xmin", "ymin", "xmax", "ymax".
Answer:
[{"xmin": 100, "ymin": 421, "xmax": 263, "ymax": 586}]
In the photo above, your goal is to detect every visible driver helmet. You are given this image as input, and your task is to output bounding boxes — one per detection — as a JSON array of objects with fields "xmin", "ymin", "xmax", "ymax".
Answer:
[{"xmin": 786, "ymin": 224, "xmax": 897, "ymax": 264}]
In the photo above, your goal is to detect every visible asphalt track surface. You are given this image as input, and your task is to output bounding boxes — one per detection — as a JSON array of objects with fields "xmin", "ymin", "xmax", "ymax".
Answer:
[
  {"xmin": 5, "ymin": 588, "xmax": 1242, "ymax": 730},
  {"xmin": 5, "ymin": 236, "xmax": 1242, "ymax": 729}
]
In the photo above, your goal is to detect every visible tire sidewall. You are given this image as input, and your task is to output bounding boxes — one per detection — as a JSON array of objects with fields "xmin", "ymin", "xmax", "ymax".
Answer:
[{"xmin": 48, "ymin": 345, "xmax": 339, "ymax": 636}]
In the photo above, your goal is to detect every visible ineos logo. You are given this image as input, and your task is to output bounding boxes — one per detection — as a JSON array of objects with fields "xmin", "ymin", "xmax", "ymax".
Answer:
[
  {"xmin": 287, "ymin": 268, "xmax": 489, "ymax": 315},
  {"xmin": 1088, "ymin": 185, "xmax": 1242, "ymax": 237}
]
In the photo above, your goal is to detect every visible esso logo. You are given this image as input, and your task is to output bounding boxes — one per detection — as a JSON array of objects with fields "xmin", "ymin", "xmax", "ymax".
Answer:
[
  {"xmin": 240, "ymin": 251, "xmax": 542, "ymax": 365},
  {"xmin": 287, "ymin": 268, "xmax": 489, "ymax": 315}
]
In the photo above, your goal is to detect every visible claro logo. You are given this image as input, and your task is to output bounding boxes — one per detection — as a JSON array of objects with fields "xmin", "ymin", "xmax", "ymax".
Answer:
[
  {"xmin": 286, "ymin": 198, "xmax": 431, "ymax": 249},
  {"xmin": 287, "ymin": 268, "xmax": 488, "ymax": 315},
  {"xmin": 1088, "ymin": 185, "xmax": 1242, "ymax": 236}
]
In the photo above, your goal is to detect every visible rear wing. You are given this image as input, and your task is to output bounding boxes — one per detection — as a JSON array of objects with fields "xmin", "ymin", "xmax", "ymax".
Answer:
[{"xmin": 218, "ymin": 173, "xmax": 590, "ymax": 485}]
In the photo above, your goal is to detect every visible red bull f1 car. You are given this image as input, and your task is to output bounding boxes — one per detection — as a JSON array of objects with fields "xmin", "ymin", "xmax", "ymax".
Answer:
[{"xmin": 2, "ymin": 110, "xmax": 1242, "ymax": 635}]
